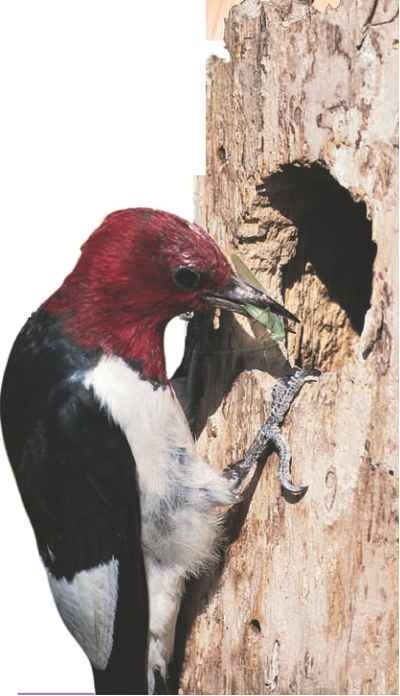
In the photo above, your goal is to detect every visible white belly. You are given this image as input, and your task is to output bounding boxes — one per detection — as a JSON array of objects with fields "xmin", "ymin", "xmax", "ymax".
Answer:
[
  {"xmin": 84, "ymin": 354, "xmax": 234, "ymax": 691},
  {"xmin": 84, "ymin": 354, "xmax": 233, "ymax": 576}
]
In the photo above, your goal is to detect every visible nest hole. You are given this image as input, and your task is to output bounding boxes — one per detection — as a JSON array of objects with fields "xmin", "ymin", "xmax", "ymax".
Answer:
[{"xmin": 257, "ymin": 163, "xmax": 376, "ymax": 371}]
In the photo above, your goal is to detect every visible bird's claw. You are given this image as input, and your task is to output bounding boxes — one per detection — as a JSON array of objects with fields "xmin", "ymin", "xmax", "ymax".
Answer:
[
  {"xmin": 300, "ymin": 367, "xmax": 321, "ymax": 383},
  {"xmin": 268, "ymin": 369, "xmax": 321, "ymax": 497},
  {"xmin": 279, "ymin": 476, "xmax": 308, "ymax": 496},
  {"xmin": 223, "ymin": 366, "xmax": 319, "ymax": 501},
  {"xmin": 278, "ymin": 367, "xmax": 319, "ymax": 495},
  {"xmin": 290, "ymin": 365, "xmax": 321, "ymax": 384}
]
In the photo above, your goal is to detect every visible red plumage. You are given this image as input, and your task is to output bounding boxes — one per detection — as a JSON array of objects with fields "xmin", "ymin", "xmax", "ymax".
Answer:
[{"xmin": 44, "ymin": 209, "xmax": 232, "ymax": 382}]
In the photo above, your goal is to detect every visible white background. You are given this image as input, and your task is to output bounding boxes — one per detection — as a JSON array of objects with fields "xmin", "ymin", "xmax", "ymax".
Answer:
[{"xmin": 0, "ymin": 2, "xmax": 218, "ymax": 693}]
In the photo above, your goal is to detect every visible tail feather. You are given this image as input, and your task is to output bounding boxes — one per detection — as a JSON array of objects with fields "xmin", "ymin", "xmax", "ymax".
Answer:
[
  {"xmin": 91, "ymin": 542, "xmax": 149, "ymax": 695},
  {"xmin": 93, "ymin": 663, "xmax": 147, "ymax": 695},
  {"xmin": 153, "ymin": 668, "xmax": 169, "ymax": 695}
]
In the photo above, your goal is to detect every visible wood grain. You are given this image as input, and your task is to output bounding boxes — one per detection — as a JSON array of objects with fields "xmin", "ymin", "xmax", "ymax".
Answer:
[{"xmin": 176, "ymin": 0, "xmax": 398, "ymax": 693}]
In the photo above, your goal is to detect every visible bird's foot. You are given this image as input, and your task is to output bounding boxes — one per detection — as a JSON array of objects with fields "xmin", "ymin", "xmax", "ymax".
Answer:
[
  {"xmin": 223, "ymin": 366, "xmax": 320, "ymax": 497},
  {"xmin": 269, "ymin": 366, "xmax": 320, "ymax": 425},
  {"xmin": 263, "ymin": 421, "xmax": 308, "ymax": 496}
]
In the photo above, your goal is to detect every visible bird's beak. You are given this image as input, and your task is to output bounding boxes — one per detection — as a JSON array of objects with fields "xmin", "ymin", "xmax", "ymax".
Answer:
[{"xmin": 204, "ymin": 274, "xmax": 299, "ymax": 323}]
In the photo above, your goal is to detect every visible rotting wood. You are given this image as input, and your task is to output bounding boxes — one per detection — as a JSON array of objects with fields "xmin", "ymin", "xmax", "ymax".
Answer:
[{"xmin": 174, "ymin": 1, "xmax": 398, "ymax": 694}]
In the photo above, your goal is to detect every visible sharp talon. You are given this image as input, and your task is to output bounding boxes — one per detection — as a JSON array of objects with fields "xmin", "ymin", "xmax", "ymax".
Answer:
[
  {"xmin": 281, "ymin": 480, "xmax": 308, "ymax": 496},
  {"xmin": 293, "ymin": 366, "xmax": 321, "ymax": 378},
  {"xmin": 304, "ymin": 374, "xmax": 319, "ymax": 383},
  {"xmin": 305, "ymin": 367, "xmax": 321, "ymax": 380}
]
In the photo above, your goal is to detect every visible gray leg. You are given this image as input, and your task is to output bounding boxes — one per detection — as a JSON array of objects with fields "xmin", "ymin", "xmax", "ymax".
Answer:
[{"xmin": 223, "ymin": 367, "xmax": 320, "ymax": 495}]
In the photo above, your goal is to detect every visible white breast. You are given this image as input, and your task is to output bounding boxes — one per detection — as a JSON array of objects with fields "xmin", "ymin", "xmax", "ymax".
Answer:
[
  {"xmin": 84, "ymin": 354, "xmax": 233, "ymax": 573},
  {"xmin": 84, "ymin": 354, "xmax": 197, "ymax": 497}
]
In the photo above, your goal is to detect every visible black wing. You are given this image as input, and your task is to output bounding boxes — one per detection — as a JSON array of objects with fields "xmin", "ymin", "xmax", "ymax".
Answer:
[{"xmin": 1, "ymin": 314, "xmax": 149, "ymax": 695}]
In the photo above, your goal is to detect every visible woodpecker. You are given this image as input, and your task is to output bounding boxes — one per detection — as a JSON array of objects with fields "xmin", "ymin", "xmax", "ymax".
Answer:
[{"xmin": 1, "ymin": 209, "xmax": 317, "ymax": 695}]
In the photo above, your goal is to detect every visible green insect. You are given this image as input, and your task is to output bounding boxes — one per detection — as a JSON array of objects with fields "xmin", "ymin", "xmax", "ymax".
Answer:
[{"xmin": 231, "ymin": 253, "xmax": 286, "ymax": 343}]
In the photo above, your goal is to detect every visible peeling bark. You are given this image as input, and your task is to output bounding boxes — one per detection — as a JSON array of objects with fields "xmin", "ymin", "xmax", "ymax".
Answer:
[{"xmin": 175, "ymin": 1, "xmax": 398, "ymax": 694}]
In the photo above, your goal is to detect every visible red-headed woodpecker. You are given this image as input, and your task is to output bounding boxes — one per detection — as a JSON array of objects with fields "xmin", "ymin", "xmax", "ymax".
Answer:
[{"xmin": 1, "ymin": 209, "xmax": 316, "ymax": 695}]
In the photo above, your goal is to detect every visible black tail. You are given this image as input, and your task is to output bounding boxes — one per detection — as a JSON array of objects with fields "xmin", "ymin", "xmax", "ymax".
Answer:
[
  {"xmin": 93, "ymin": 662, "xmax": 147, "ymax": 695},
  {"xmin": 153, "ymin": 669, "xmax": 169, "ymax": 694},
  {"xmin": 92, "ymin": 529, "xmax": 149, "ymax": 695}
]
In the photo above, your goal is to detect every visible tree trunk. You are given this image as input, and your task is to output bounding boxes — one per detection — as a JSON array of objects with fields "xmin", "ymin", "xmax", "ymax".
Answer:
[{"xmin": 175, "ymin": 1, "xmax": 398, "ymax": 694}]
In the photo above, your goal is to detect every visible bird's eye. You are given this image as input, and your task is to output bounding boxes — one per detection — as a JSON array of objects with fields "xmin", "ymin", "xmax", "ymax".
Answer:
[{"xmin": 172, "ymin": 266, "xmax": 201, "ymax": 291}]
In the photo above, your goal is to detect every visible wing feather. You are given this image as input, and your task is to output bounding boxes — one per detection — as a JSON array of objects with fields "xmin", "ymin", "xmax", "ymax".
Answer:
[{"xmin": 3, "ymin": 363, "xmax": 149, "ymax": 694}]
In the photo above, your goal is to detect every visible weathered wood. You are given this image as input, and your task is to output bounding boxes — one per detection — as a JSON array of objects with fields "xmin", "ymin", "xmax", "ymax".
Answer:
[{"xmin": 176, "ymin": 1, "xmax": 398, "ymax": 694}]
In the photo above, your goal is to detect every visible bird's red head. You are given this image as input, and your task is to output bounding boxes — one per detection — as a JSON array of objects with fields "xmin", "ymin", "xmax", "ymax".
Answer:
[{"xmin": 44, "ymin": 208, "xmax": 297, "ymax": 383}]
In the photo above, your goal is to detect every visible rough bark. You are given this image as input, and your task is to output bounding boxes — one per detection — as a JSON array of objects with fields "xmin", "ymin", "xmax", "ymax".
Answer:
[{"xmin": 175, "ymin": 1, "xmax": 398, "ymax": 694}]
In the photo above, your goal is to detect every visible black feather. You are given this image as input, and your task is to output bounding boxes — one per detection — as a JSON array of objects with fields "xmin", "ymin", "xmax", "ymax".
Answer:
[{"xmin": 1, "ymin": 309, "xmax": 149, "ymax": 694}]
